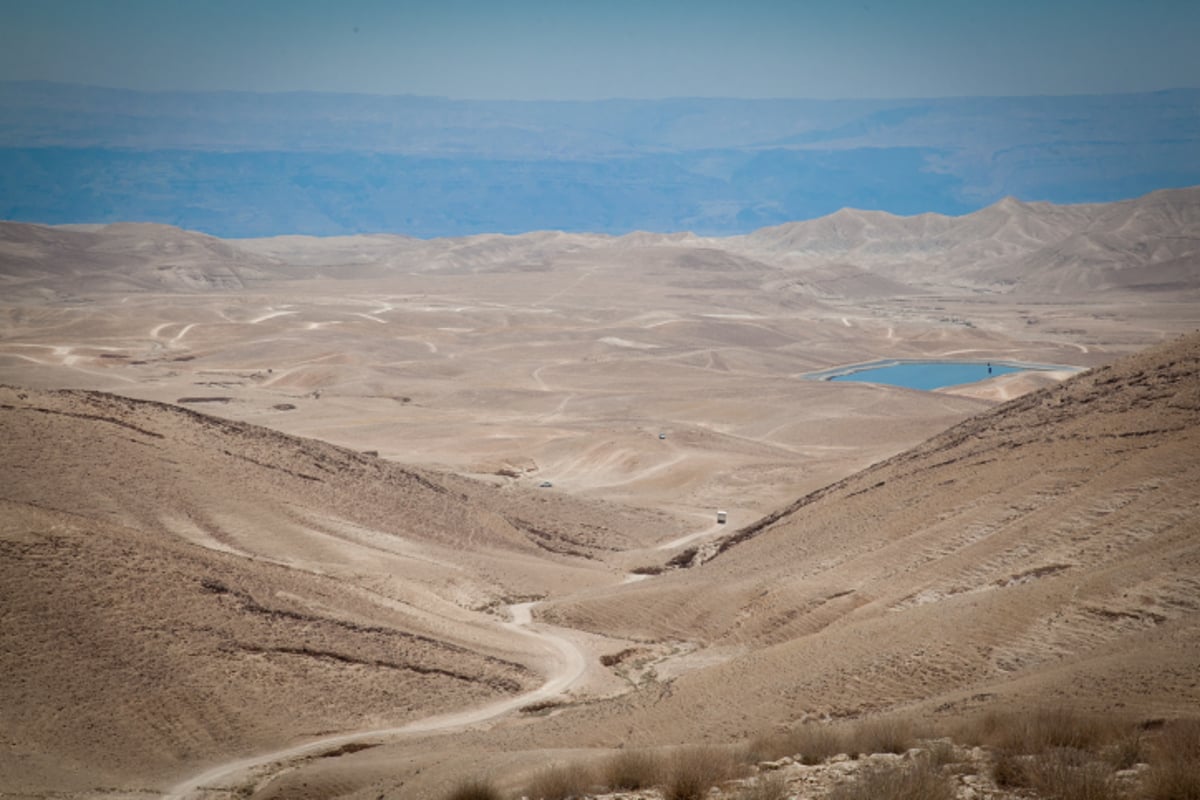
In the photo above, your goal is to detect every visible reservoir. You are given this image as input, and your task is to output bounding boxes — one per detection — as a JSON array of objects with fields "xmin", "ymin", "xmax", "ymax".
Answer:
[{"xmin": 810, "ymin": 360, "xmax": 1075, "ymax": 391}]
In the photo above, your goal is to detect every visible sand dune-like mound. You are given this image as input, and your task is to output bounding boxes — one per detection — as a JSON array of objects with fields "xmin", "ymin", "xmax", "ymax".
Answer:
[{"xmin": 539, "ymin": 333, "xmax": 1200, "ymax": 742}]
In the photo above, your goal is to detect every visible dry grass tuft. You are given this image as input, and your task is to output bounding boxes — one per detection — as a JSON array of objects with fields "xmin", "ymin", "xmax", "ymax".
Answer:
[
  {"xmin": 969, "ymin": 707, "xmax": 1120, "ymax": 754},
  {"xmin": 663, "ymin": 746, "xmax": 744, "ymax": 800},
  {"xmin": 1142, "ymin": 718, "xmax": 1200, "ymax": 800},
  {"xmin": 1103, "ymin": 730, "xmax": 1146, "ymax": 771},
  {"xmin": 1151, "ymin": 717, "xmax": 1200, "ymax": 764},
  {"xmin": 921, "ymin": 738, "xmax": 960, "ymax": 769},
  {"xmin": 827, "ymin": 759, "xmax": 955, "ymax": 800},
  {"xmin": 748, "ymin": 722, "xmax": 844, "ymax": 765},
  {"xmin": 600, "ymin": 748, "xmax": 662, "ymax": 791},
  {"xmin": 1142, "ymin": 761, "xmax": 1200, "ymax": 800},
  {"xmin": 444, "ymin": 778, "xmax": 504, "ymax": 800},
  {"xmin": 846, "ymin": 716, "xmax": 916, "ymax": 756},
  {"xmin": 1027, "ymin": 748, "xmax": 1122, "ymax": 800},
  {"xmin": 991, "ymin": 749, "xmax": 1033, "ymax": 788},
  {"xmin": 521, "ymin": 762, "xmax": 595, "ymax": 800}
]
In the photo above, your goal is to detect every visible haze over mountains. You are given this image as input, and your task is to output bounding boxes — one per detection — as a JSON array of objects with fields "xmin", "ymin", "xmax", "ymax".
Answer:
[
  {"xmin": 3, "ymin": 82, "xmax": 1199, "ymax": 237},
  {"xmin": 4, "ymin": 187, "xmax": 1198, "ymax": 303}
]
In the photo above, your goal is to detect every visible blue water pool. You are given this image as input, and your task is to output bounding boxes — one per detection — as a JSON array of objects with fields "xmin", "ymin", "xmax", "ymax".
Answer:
[{"xmin": 812, "ymin": 360, "xmax": 1071, "ymax": 391}]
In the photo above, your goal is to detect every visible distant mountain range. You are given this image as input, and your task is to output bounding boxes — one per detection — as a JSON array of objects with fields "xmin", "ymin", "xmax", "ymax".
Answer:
[
  {"xmin": 1, "ymin": 82, "xmax": 1199, "ymax": 237},
  {"xmin": 4, "ymin": 188, "xmax": 1196, "ymax": 301}
]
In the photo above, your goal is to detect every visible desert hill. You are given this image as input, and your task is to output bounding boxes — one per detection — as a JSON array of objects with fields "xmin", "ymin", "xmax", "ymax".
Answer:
[
  {"xmin": 0, "ymin": 384, "xmax": 684, "ymax": 791},
  {"xmin": 0, "ymin": 188, "xmax": 1198, "ymax": 798},
  {"xmin": 4, "ymin": 187, "xmax": 1198, "ymax": 305},
  {"xmin": 204, "ymin": 334, "xmax": 1200, "ymax": 800},
  {"xmin": 0, "ymin": 221, "xmax": 284, "ymax": 299},
  {"xmin": 527, "ymin": 332, "xmax": 1200, "ymax": 745},
  {"xmin": 733, "ymin": 186, "xmax": 1200, "ymax": 294}
]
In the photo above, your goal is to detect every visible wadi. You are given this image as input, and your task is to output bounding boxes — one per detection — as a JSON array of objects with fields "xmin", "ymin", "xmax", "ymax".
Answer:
[{"xmin": 1, "ymin": 187, "xmax": 1199, "ymax": 799}]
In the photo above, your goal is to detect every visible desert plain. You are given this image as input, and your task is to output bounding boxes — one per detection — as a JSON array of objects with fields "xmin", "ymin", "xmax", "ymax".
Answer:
[{"xmin": 1, "ymin": 188, "xmax": 1199, "ymax": 798}]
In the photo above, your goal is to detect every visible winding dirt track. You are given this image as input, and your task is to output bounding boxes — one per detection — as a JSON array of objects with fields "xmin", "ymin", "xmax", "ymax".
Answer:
[{"xmin": 162, "ymin": 602, "xmax": 587, "ymax": 800}]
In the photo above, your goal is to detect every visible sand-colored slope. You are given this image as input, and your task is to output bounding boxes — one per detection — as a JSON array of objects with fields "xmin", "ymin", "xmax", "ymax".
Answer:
[
  {"xmin": 0, "ymin": 385, "xmax": 673, "ymax": 791},
  {"xmin": 537, "ymin": 333, "xmax": 1200, "ymax": 744},
  {"xmin": 0, "ymin": 499, "xmax": 534, "ymax": 793},
  {"xmin": 0, "ymin": 221, "xmax": 283, "ymax": 299},
  {"xmin": 732, "ymin": 186, "xmax": 1200, "ymax": 295}
]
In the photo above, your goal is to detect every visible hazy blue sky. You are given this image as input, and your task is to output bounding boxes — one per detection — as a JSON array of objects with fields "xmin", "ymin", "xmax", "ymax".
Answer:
[{"xmin": 1, "ymin": 0, "xmax": 1198, "ymax": 99}]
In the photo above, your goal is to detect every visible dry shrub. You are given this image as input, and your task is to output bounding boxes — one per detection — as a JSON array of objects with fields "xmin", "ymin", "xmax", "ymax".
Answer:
[
  {"xmin": 827, "ymin": 760, "xmax": 954, "ymax": 800},
  {"xmin": 1142, "ymin": 761, "xmax": 1200, "ymax": 800},
  {"xmin": 974, "ymin": 708, "xmax": 1119, "ymax": 754},
  {"xmin": 921, "ymin": 738, "xmax": 960, "ymax": 770},
  {"xmin": 1142, "ymin": 718, "xmax": 1200, "ymax": 800},
  {"xmin": 521, "ymin": 762, "xmax": 594, "ymax": 800},
  {"xmin": 846, "ymin": 716, "xmax": 916, "ymax": 756},
  {"xmin": 1152, "ymin": 718, "xmax": 1200, "ymax": 765},
  {"xmin": 1027, "ymin": 748, "xmax": 1122, "ymax": 800},
  {"xmin": 601, "ymin": 748, "xmax": 662, "ymax": 791},
  {"xmin": 444, "ymin": 778, "xmax": 503, "ymax": 800},
  {"xmin": 663, "ymin": 746, "xmax": 744, "ymax": 800},
  {"xmin": 748, "ymin": 723, "xmax": 844, "ymax": 765},
  {"xmin": 991, "ymin": 749, "xmax": 1033, "ymax": 789},
  {"xmin": 1103, "ymin": 730, "xmax": 1146, "ymax": 771},
  {"xmin": 735, "ymin": 772, "xmax": 789, "ymax": 800}
]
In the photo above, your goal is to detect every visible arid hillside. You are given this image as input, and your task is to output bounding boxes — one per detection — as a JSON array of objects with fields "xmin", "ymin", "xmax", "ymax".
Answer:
[
  {"xmin": 0, "ymin": 385, "xmax": 679, "ymax": 792},
  {"xmin": 200, "ymin": 335, "xmax": 1200, "ymax": 800},
  {"xmin": 0, "ymin": 188, "xmax": 1197, "ymax": 798},
  {"xmin": 535, "ymin": 332, "xmax": 1200, "ymax": 743},
  {"xmin": 733, "ymin": 187, "xmax": 1200, "ymax": 294}
]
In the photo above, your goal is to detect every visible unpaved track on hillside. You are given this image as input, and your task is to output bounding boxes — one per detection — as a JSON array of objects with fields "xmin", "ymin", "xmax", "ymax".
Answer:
[{"xmin": 163, "ymin": 602, "xmax": 587, "ymax": 800}]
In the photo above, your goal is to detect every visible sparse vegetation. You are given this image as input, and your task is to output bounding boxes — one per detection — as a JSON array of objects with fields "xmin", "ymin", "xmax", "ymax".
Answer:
[
  {"xmin": 663, "ymin": 746, "xmax": 743, "ymax": 800},
  {"xmin": 991, "ymin": 748, "xmax": 1033, "ymax": 788},
  {"xmin": 1142, "ymin": 760, "xmax": 1200, "ymax": 800},
  {"xmin": 521, "ymin": 762, "xmax": 595, "ymax": 800},
  {"xmin": 966, "ymin": 707, "xmax": 1122, "ymax": 754},
  {"xmin": 923, "ymin": 737, "xmax": 959, "ymax": 769},
  {"xmin": 1142, "ymin": 718, "xmax": 1200, "ymax": 800},
  {"xmin": 845, "ymin": 716, "xmax": 916, "ymax": 756},
  {"xmin": 1103, "ymin": 730, "xmax": 1146, "ymax": 771},
  {"xmin": 748, "ymin": 722, "xmax": 844, "ymax": 765},
  {"xmin": 444, "ymin": 778, "xmax": 503, "ymax": 800},
  {"xmin": 1027, "ymin": 748, "xmax": 1122, "ymax": 800},
  {"xmin": 826, "ymin": 760, "xmax": 955, "ymax": 800},
  {"xmin": 601, "ymin": 748, "xmax": 662, "ymax": 791}
]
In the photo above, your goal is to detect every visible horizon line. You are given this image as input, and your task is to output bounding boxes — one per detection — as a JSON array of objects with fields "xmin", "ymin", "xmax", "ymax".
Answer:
[{"xmin": 5, "ymin": 79, "xmax": 1200, "ymax": 105}]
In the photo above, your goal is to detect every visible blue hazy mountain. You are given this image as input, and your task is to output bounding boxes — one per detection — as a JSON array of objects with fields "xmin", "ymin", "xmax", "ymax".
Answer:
[{"xmin": 1, "ymin": 82, "xmax": 1198, "ymax": 237}]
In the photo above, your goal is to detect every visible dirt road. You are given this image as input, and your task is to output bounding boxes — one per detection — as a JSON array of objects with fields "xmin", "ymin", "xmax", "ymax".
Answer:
[{"xmin": 162, "ymin": 601, "xmax": 588, "ymax": 800}]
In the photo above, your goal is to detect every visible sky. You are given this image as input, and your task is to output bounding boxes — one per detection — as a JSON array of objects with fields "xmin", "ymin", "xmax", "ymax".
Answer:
[{"xmin": 0, "ymin": 0, "xmax": 1198, "ymax": 100}]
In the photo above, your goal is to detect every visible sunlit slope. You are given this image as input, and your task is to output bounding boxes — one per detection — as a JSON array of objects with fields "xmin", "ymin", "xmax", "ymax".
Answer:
[
  {"xmin": 734, "ymin": 186, "xmax": 1200, "ymax": 294},
  {"xmin": 543, "ymin": 333, "xmax": 1200, "ymax": 740},
  {"xmin": 0, "ymin": 386, "xmax": 651, "ymax": 789}
]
